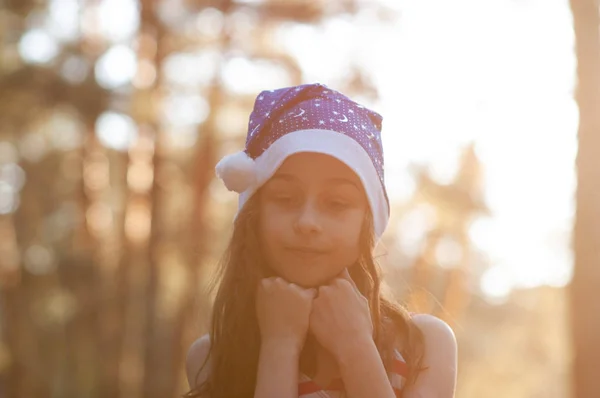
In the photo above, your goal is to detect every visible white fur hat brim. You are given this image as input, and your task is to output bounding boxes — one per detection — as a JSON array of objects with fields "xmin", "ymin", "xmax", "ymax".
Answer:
[{"xmin": 216, "ymin": 128, "xmax": 389, "ymax": 238}]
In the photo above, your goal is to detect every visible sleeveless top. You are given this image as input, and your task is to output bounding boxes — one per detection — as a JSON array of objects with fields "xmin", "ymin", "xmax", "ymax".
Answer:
[{"xmin": 297, "ymin": 348, "xmax": 408, "ymax": 397}]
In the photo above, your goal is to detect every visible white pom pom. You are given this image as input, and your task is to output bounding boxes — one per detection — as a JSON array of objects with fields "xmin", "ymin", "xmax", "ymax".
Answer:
[{"xmin": 215, "ymin": 151, "xmax": 257, "ymax": 193}]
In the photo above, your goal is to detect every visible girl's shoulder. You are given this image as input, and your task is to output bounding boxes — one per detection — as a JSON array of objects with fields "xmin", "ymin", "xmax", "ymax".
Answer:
[
  {"xmin": 404, "ymin": 313, "xmax": 456, "ymax": 364},
  {"xmin": 186, "ymin": 334, "xmax": 211, "ymax": 390},
  {"xmin": 402, "ymin": 314, "xmax": 457, "ymax": 397},
  {"xmin": 410, "ymin": 313, "xmax": 456, "ymax": 347}
]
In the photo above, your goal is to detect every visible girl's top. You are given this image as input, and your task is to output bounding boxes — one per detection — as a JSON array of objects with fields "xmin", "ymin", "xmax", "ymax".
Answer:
[{"xmin": 297, "ymin": 348, "xmax": 408, "ymax": 397}]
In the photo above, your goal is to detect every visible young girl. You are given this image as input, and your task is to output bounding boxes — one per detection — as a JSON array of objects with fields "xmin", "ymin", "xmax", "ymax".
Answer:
[{"xmin": 185, "ymin": 83, "xmax": 457, "ymax": 397}]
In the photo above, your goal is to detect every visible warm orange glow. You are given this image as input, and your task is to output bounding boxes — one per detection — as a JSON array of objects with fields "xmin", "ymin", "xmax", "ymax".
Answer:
[
  {"xmin": 83, "ymin": 152, "xmax": 110, "ymax": 192},
  {"xmin": 124, "ymin": 200, "xmax": 151, "ymax": 243},
  {"xmin": 127, "ymin": 161, "xmax": 153, "ymax": 193},
  {"xmin": 86, "ymin": 202, "xmax": 113, "ymax": 236},
  {"xmin": 133, "ymin": 59, "xmax": 157, "ymax": 89}
]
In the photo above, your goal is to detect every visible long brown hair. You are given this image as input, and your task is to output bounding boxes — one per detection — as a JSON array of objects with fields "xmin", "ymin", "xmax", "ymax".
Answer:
[{"xmin": 184, "ymin": 192, "xmax": 425, "ymax": 397}]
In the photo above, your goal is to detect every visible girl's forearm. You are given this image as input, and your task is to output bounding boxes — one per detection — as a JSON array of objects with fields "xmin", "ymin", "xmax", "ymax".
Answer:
[
  {"xmin": 254, "ymin": 341, "xmax": 300, "ymax": 398},
  {"xmin": 337, "ymin": 338, "xmax": 396, "ymax": 398}
]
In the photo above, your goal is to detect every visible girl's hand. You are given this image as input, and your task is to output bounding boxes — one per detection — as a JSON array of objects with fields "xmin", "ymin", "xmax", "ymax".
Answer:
[
  {"xmin": 309, "ymin": 269, "xmax": 374, "ymax": 361},
  {"xmin": 256, "ymin": 277, "xmax": 316, "ymax": 354}
]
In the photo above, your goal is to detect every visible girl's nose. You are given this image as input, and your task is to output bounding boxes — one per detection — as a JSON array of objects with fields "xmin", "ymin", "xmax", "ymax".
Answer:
[{"xmin": 293, "ymin": 200, "xmax": 322, "ymax": 235}]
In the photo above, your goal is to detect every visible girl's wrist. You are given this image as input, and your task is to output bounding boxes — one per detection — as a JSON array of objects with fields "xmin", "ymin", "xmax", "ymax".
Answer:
[
  {"xmin": 335, "ymin": 335, "xmax": 378, "ymax": 368},
  {"xmin": 260, "ymin": 337, "xmax": 303, "ymax": 358}
]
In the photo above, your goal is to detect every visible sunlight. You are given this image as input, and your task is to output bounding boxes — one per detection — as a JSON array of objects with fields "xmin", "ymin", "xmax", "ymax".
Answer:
[
  {"xmin": 163, "ymin": 51, "xmax": 220, "ymax": 89},
  {"xmin": 97, "ymin": 0, "xmax": 140, "ymax": 42},
  {"xmin": 274, "ymin": 0, "xmax": 576, "ymax": 297},
  {"xmin": 47, "ymin": 0, "xmax": 80, "ymax": 42},
  {"xmin": 95, "ymin": 45, "xmax": 137, "ymax": 89},
  {"xmin": 160, "ymin": 93, "xmax": 210, "ymax": 127},
  {"xmin": 18, "ymin": 29, "xmax": 59, "ymax": 64},
  {"xmin": 0, "ymin": 163, "xmax": 25, "ymax": 215},
  {"xmin": 368, "ymin": 0, "xmax": 576, "ymax": 296},
  {"xmin": 221, "ymin": 57, "xmax": 292, "ymax": 94},
  {"xmin": 194, "ymin": 7, "xmax": 225, "ymax": 39},
  {"xmin": 0, "ymin": 182, "xmax": 17, "ymax": 215},
  {"xmin": 95, "ymin": 112, "xmax": 138, "ymax": 151},
  {"xmin": 395, "ymin": 204, "xmax": 437, "ymax": 258},
  {"xmin": 480, "ymin": 265, "xmax": 512, "ymax": 303}
]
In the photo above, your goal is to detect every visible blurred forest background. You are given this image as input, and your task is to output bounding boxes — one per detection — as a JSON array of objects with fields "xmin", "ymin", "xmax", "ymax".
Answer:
[{"xmin": 0, "ymin": 0, "xmax": 598, "ymax": 397}]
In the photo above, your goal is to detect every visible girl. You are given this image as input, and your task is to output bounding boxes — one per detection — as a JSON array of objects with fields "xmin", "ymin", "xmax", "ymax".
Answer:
[{"xmin": 184, "ymin": 83, "xmax": 457, "ymax": 397}]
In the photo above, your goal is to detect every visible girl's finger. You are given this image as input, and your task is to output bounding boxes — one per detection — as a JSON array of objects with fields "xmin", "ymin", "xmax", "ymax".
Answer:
[{"xmin": 260, "ymin": 277, "xmax": 273, "ymax": 289}]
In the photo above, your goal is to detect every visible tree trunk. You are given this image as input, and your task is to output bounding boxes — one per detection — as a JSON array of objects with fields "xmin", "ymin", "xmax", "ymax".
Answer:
[{"xmin": 569, "ymin": 1, "xmax": 600, "ymax": 397}]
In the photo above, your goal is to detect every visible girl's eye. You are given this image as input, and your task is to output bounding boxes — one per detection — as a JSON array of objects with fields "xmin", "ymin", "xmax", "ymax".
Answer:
[
  {"xmin": 271, "ymin": 193, "xmax": 296, "ymax": 206},
  {"xmin": 327, "ymin": 199, "xmax": 350, "ymax": 211}
]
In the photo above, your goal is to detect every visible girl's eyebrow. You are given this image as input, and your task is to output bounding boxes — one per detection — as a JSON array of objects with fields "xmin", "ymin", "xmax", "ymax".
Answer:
[
  {"xmin": 269, "ymin": 173, "xmax": 297, "ymax": 182},
  {"xmin": 327, "ymin": 177, "xmax": 361, "ymax": 192},
  {"xmin": 270, "ymin": 174, "xmax": 361, "ymax": 191}
]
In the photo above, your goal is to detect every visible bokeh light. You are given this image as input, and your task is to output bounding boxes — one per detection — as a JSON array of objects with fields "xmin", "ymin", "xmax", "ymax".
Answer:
[
  {"xmin": 194, "ymin": 7, "xmax": 225, "ymax": 39},
  {"xmin": 125, "ymin": 201, "xmax": 151, "ymax": 243},
  {"xmin": 95, "ymin": 45, "xmax": 138, "ymax": 89},
  {"xmin": 83, "ymin": 152, "xmax": 110, "ymax": 192},
  {"xmin": 18, "ymin": 132, "xmax": 48, "ymax": 163},
  {"xmin": 60, "ymin": 55, "xmax": 89, "ymax": 84},
  {"xmin": 23, "ymin": 244, "xmax": 56, "ymax": 275},
  {"xmin": 48, "ymin": 110, "xmax": 84, "ymax": 151},
  {"xmin": 132, "ymin": 59, "xmax": 157, "ymax": 89},
  {"xmin": 160, "ymin": 93, "xmax": 210, "ymax": 127},
  {"xmin": 164, "ymin": 125, "xmax": 199, "ymax": 149},
  {"xmin": 18, "ymin": 29, "xmax": 59, "ymax": 64},
  {"xmin": 480, "ymin": 265, "xmax": 512, "ymax": 303},
  {"xmin": 95, "ymin": 111, "xmax": 138, "ymax": 151},
  {"xmin": 395, "ymin": 204, "xmax": 436, "ymax": 258},
  {"xmin": 47, "ymin": 0, "xmax": 80, "ymax": 42},
  {"xmin": 0, "ymin": 182, "xmax": 18, "ymax": 215},
  {"xmin": 86, "ymin": 202, "xmax": 113, "ymax": 236},
  {"xmin": 0, "ymin": 163, "xmax": 26, "ymax": 215},
  {"xmin": 127, "ymin": 162, "xmax": 154, "ymax": 193},
  {"xmin": 97, "ymin": 0, "xmax": 140, "ymax": 42},
  {"xmin": 435, "ymin": 236, "xmax": 464, "ymax": 269},
  {"xmin": 163, "ymin": 51, "xmax": 220, "ymax": 89},
  {"xmin": 222, "ymin": 57, "xmax": 292, "ymax": 94}
]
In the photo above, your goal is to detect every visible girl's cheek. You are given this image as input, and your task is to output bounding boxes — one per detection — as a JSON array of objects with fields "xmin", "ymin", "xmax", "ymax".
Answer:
[{"xmin": 261, "ymin": 210, "xmax": 291, "ymax": 235}]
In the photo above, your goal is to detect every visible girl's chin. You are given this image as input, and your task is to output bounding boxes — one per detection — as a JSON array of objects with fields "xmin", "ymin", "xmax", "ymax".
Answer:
[
  {"xmin": 281, "ymin": 271, "xmax": 342, "ymax": 289},
  {"xmin": 266, "ymin": 261, "xmax": 349, "ymax": 287}
]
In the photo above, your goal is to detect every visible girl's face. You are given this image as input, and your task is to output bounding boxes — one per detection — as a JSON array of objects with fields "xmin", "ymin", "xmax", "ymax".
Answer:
[{"xmin": 258, "ymin": 153, "xmax": 368, "ymax": 288}]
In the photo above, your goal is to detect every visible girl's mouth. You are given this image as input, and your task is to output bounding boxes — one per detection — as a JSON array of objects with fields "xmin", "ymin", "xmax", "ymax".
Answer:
[{"xmin": 286, "ymin": 246, "xmax": 328, "ymax": 255}]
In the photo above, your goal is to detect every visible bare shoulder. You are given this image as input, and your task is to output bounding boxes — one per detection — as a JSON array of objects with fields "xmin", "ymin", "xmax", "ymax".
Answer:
[
  {"xmin": 404, "ymin": 314, "xmax": 457, "ymax": 398},
  {"xmin": 186, "ymin": 334, "xmax": 211, "ymax": 390},
  {"xmin": 412, "ymin": 314, "xmax": 457, "ymax": 347}
]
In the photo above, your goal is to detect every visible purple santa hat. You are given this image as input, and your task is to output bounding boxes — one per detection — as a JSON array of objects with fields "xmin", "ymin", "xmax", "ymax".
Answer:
[{"xmin": 215, "ymin": 83, "xmax": 390, "ymax": 238}]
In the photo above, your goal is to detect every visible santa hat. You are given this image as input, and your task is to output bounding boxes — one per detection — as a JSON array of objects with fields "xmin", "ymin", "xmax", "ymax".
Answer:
[{"xmin": 215, "ymin": 83, "xmax": 390, "ymax": 238}]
